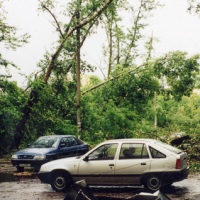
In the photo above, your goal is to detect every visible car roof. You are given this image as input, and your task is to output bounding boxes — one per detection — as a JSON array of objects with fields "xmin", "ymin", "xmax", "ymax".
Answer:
[
  {"xmin": 105, "ymin": 138, "xmax": 157, "ymax": 143},
  {"xmin": 39, "ymin": 135, "xmax": 75, "ymax": 138}
]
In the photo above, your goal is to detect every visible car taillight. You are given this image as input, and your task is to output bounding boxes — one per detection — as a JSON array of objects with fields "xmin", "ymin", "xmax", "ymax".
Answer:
[{"xmin": 176, "ymin": 159, "xmax": 182, "ymax": 169}]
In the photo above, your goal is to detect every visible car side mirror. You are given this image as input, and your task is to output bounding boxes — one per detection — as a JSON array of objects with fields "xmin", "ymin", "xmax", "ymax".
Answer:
[{"xmin": 83, "ymin": 156, "xmax": 89, "ymax": 161}]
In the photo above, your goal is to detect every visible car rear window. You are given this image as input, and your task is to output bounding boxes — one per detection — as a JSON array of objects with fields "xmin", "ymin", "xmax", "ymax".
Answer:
[
  {"xmin": 149, "ymin": 146, "xmax": 166, "ymax": 158},
  {"xmin": 155, "ymin": 141, "xmax": 182, "ymax": 154}
]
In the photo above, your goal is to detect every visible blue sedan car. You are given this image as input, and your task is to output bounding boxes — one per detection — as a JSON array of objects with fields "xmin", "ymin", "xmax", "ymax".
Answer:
[{"xmin": 11, "ymin": 135, "xmax": 89, "ymax": 171}]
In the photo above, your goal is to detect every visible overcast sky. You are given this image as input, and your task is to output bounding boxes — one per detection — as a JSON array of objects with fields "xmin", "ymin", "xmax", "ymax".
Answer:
[
  {"xmin": 148, "ymin": 0, "xmax": 200, "ymax": 56},
  {"xmin": 2, "ymin": 0, "xmax": 200, "ymax": 87}
]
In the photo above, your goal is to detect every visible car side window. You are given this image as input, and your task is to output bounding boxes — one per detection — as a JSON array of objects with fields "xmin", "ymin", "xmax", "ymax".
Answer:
[
  {"xmin": 60, "ymin": 138, "xmax": 70, "ymax": 148},
  {"xmin": 77, "ymin": 138, "xmax": 84, "ymax": 145},
  {"xmin": 149, "ymin": 146, "xmax": 166, "ymax": 158},
  {"xmin": 88, "ymin": 143, "xmax": 118, "ymax": 160},
  {"xmin": 59, "ymin": 137, "xmax": 79, "ymax": 148},
  {"xmin": 119, "ymin": 143, "xmax": 149, "ymax": 159},
  {"xmin": 67, "ymin": 137, "xmax": 77, "ymax": 146}
]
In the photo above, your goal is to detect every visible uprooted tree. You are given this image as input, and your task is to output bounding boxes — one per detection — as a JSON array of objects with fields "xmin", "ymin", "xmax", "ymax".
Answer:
[
  {"xmin": 10, "ymin": 0, "xmax": 116, "ymax": 150},
  {"xmin": 2, "ymin": 0, "xmax": 200, "ymax": 152}
]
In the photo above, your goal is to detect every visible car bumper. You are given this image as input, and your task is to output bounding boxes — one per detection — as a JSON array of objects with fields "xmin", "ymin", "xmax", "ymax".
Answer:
[
  {"xmin": 38, "ymin": 172, "xmax": 52, "ymax": 184},
  {"xmin": 11, "ymin": 159, "xmax": 48, "ymax": 168},
  {"xmin": 162, "ymin": 167, "xmax": 189, "ymax": 184}
]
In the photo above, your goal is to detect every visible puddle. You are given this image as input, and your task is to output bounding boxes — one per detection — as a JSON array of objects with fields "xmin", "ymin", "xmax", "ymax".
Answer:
[{"xmin": 0, "ymin": 173, "xmax": 19, "ymax": 182}]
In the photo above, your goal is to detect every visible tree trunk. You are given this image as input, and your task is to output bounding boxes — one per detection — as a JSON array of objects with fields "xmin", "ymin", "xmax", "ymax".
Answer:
[
  {"xmin": 76, "ymin": 0, "xmax": 81, "ymax": 137},
  {"xmin": 10, "ymin": 89, "xmax": 40, "ymax": 150}
]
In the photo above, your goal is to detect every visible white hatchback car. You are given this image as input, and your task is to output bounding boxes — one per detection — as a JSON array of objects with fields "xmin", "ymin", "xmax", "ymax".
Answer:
[{"xmin": 38, "ymin": 139, "xmax": 189, "ymax": 192}]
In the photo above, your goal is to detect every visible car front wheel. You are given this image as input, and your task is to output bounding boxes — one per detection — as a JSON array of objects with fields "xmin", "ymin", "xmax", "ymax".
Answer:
[
  {"xmin": 51, "ymin": 171, "xmax": 73, "ymax": 192},
  {"xmin": 144, "ymin": 175, "xmax": 162, "ymax": 192},
  {"xmin": 16, "ymin": 166, "xmax": 24, "ymax": 172}
]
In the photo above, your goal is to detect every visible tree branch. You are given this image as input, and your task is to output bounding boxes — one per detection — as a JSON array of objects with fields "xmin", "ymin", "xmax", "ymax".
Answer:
[
  {"xmin": 44, "ymin": 0, "xmax": 114, "ymax": 83},
  {"xmin": 39, "ymin": 0, "xmax": 64, "ymax": 38},
  {"xmin": 82, "ymin": 64, "xmax": 146, "ymax": 95}
]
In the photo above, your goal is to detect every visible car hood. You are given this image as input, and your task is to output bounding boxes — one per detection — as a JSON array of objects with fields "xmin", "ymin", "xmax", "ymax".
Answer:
[
  {"xmin": 14, "ymin": 148, "xmax": 56, "ymax": 155},
  {"xmin": 40, "ymin": 156, "xmax": 81, "ymax": 172}
]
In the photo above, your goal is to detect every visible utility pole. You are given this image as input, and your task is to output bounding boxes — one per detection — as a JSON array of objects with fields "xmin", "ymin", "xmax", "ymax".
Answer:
[
  {"xmin": 76, "ymin": 0, "xmax": 81, "ymax": 138},
  {"xmin": 154, "ymin": 91, "xmax": 157, "ymax": 128}
]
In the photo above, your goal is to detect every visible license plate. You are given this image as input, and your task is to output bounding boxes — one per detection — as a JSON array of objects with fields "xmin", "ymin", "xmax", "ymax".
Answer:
[{"xmin": 19, "ymin": 164, "xmax": 30, "ymax": 167}]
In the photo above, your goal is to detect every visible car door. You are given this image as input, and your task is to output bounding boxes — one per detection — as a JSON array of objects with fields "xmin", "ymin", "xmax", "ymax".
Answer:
[
  {"xmin": 57, "ymin": 137, "xmax": 76, "ymax": 158},
  {"xmin": 74, "ymin": 138, "xmax": 89, "ymax": 155},
  {"xmin": 78, "ymin": 143, "xmax": 118, "ymax": 185},
  {"xmin": 115, "ymin": 143, "xmax": 151, "ymax": 185}
]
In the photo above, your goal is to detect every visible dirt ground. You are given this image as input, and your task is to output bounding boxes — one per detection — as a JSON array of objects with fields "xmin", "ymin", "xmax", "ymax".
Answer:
[{"xmin": 0, "ymin": 161, "xmax": 200, "ymax": 200}]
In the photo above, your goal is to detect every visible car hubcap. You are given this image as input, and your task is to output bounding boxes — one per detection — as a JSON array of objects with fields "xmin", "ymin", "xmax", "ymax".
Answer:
[
  {"xmin": 148, "ymin": 177, "xmax": 160, "ymax": 190},
  {"xmin": 54, "ymin": 176, "xmax": 66, "ymax": 189}
]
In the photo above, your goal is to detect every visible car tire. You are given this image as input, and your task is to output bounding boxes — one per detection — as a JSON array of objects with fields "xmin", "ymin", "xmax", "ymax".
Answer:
[
  {"xmin": 51, "ymin": 171, "xmax": 73, "ymax": 192},
  {"xmin": 16, "ymin": 166, "xmax": 24, "ymax": 172},
  {"xmin": 33, "ymin": 166, "xmax": 41, "ymax": 172},
  {"xmin": 144, "ymin": 175, "xmax": 162, "ymax": 192}
]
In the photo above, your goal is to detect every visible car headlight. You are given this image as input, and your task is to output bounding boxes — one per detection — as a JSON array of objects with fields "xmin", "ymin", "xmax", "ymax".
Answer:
[
  {"xmin": 12, "ymin": 155, "xmax": 18, "ymax": 159},
  {"xmin": 34, "ymin": 155, "xmax": 46, "ymax": 160}
]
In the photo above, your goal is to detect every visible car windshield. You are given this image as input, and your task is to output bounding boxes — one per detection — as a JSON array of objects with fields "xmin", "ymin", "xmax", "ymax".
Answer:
[
  {"xmin": 155, "ymin": 141, "xmax": 182, "ymax": 154},
  {"xmin": 30, "ymin": 137, "xmax": 59, "ymax": 148}
]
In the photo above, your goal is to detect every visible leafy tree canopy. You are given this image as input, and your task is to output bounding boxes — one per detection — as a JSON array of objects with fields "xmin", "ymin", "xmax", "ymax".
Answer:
[{"xmin": 153, "ymin": 51, "xmax": 200, "ymax": 100}]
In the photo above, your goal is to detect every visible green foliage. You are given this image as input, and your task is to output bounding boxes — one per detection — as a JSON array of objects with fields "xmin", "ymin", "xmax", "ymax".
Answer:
[
  {"xmin": 166, "ymin": 94, "xmax": 200, "ymax": 134},
  {"xmin": 153, "ymin": 51, "xmax": 200, "ymax": 100},
  {"xmin": 0, "ymin": 0, "xmax": 30, "ymax": 50},
  {"xmin": 188, "ymin": 0, "xmax": 200, "ymax": 14},
  {"xmin": 0, "ymin": 80, "xmax": 27, "ymax": 152},
  {"xmin": 81, "ymin": 68, "xmax": 160, "ymax": 142},
  {"xmin": 21, "ymin": 78, "xmax": 77, "ymax": 146}
]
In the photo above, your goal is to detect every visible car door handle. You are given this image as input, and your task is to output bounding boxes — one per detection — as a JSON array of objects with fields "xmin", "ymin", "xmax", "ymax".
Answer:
[
  {"xmin": 109, "ymin": 164, "xmax": 114, "ymax": 167},
  {"xmin": 141, "ymin": 163, "xmax": 146, "ymax": 165}
]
